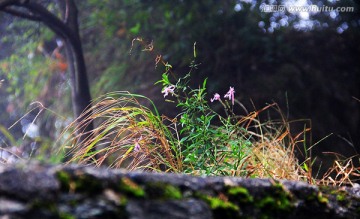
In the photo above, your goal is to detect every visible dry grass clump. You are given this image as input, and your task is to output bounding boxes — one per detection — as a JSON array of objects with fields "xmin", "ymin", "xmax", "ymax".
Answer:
[
  {"xmin": 249, "ymin": 140, "xmax": 305, "ymax": 181},
  {"xmin": 319, "ymin": 155, "xmax": 360, "ymax": 186},
  {"xmin": 60, "ymin": 91, "xmax": 182, "ymax": 172},
  {"xmin": 231, "ymin": 103, "xmax": 310, "ymax": 182}
]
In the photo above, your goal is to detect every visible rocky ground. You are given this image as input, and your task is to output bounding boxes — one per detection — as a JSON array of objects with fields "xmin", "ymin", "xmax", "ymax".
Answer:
[{"xmin": 0, "ymin": 162, "xmax": 360, "ymax": 219}]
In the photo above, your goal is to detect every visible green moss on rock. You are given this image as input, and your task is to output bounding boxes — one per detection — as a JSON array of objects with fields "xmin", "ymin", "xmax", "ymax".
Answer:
[
  {"xmin": 56, "ymin": 171, "xmax": 71, "ymax": 191},
  {"xmin": 118, "ymin": 177, "xmax": 145, "ymax": 198},
  {"xmin": 59, "ymin": 212, "xmax": 76, "ymax": 219},
  {"xmin": 305, "ymin": 190, "xmax": 328, "ymax": 206},
  {"xmin": 145, "ymin": 183, "xmax": 182, "ymax": 200},
  {"xmin": 227, "ymin": 186, "xmax": 254, "ymax": 203},
  {"xmin": 56, "ymin": 170, "xmax": 102, "ymax": 194},
  {"xmin": 195, "ymin": 192, "xmax": 241, "ymax": 218},
  {"xmin": 255, "ymin": 183, "xmax": 294, "ymax": 214}
]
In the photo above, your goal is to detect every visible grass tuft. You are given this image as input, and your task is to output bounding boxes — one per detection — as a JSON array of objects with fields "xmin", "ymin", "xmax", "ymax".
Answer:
[{"xmin": 60, "ymin": 91, "xmax": 182, "ymax": 172}]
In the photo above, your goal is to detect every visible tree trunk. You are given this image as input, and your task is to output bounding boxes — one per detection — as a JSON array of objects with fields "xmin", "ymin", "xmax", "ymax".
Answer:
[
  {"xmin": 0, "ymin": 0, "xmax": 96, "ymax": 161},
  {"xmin": 57, "ymin": 0, "xmax": 94, "ymax": 143}
]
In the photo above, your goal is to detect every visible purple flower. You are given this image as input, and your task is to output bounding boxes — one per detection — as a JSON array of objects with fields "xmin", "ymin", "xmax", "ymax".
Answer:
[
  {"xmin": 224, "ymin": 87, "xmax": 235, "ymax": 105},
  {"xmin": 134, "ymin": 136, "xmax": 142, "ymax": 152},
  {"xmin": 161, "ymin": 85, "xmax": 175, "ymax": 98},
  {"xmin": 134, "ymin": 142, "xmax": 141, "ymax": 152},
  {"xmin": 210, "ymin": 93, "xmax": 221, "ymax": 102}
]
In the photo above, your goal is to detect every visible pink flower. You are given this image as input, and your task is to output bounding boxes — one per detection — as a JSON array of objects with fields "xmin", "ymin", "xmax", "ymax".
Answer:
[
  {"xmin": 210, "ymin": 93, "xmax": 221, "ymax": 102},
  {"xmin": 134, "ymin": 142, "xmax": 141, "ymax": 152},
  {"xmin": 224, "ymin": 87, "xmax": 235, "ymax": 105},
  {"xmin": 134, "ymin": 136, "xmax": 142, "ymax": 152},
  {"xmin": 161, "ymin": 85, "xmax": 175, "ymax": 98}
]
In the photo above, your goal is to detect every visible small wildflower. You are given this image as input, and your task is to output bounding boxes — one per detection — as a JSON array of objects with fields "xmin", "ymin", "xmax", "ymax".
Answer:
[
  {"xmin": 134, "ymin": 142, "xmax": 140, "ymax": 152},
  {"xmin": 210, "ymin": 93, "xmax": 221, "ymax": 102},
  {"xmin": 162, "ymin": 85, "xmax": 175, "ymax": 98},
  {"xmin": 224, "ymin": 87, "xmax": 235, "ymax": 105},
  {"xmin": 134, "ymin": 137, "xmax": 142, "ymax": 152}
]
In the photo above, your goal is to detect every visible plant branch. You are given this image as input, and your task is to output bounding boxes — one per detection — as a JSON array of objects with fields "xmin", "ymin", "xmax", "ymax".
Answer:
[
  {"xmin": 3, "ymin": 7, "xmax": 41, "ymax": 21},
  {"xmin": 23, "ymin": 2, "xmax": 74, "ymax": 41},
  {"xmin": 1, "ymin": 1, "xmax": 74, "ymax": 41}
]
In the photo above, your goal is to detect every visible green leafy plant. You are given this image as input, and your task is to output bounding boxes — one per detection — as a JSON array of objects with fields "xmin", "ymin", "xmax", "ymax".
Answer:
[{"xmin": 155, "ymin": 70, "xmax": 251, "ymax": 175}]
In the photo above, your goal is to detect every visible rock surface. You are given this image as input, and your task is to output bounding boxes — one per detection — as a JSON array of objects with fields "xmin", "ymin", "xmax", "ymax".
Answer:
[{"xmin": 0, "ymin": 163, "xmax": 359, "ymax": 219}]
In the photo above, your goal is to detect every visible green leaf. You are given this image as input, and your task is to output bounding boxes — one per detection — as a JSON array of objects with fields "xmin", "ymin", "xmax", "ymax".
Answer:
[
  {"xmin": 303, "ymin": 163, "xmax": 309, "ymax": 172},
  {"xmin": 129, "ymin": 22, "xmax": 141, "ymax": 35},
  {"xmin": 202, "ymin": 78, "xmax": 208, "ymax": 89},
  {"xmin": 193, "ymin": 42, "xmax": 197, "ymax": 58}
]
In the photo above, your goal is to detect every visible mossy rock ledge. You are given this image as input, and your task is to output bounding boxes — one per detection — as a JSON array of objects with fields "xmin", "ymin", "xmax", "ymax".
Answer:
[{"xmin": 0, "ymin": 163, "xmax": 359, "ymax": 219}]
